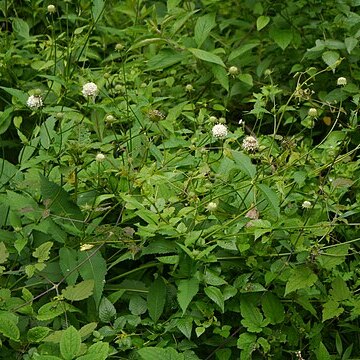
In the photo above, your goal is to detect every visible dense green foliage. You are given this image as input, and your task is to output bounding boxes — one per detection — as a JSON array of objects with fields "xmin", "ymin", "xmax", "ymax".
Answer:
[{"xmin": 0, "ymin": 0, "xmax": 359, "ymax": 359}]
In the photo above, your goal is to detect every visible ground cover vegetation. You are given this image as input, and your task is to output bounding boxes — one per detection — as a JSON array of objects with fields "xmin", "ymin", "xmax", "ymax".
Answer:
[{"xmin": 0, "ymin": 0, "xmax": 359, "ymax": 358}]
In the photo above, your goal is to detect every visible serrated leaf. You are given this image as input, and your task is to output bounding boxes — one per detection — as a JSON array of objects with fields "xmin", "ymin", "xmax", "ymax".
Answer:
[
  {"xmin": 239, "ymin": 73, "xmax": 253, "ymax": 87},
  {"xmin": 228, "ymin": 42, "xmax": 259, "ymax": 62},
  {"xmin": 329, "ymin": 277, "xmax": 351, "ymax": 302},
  {"xmin": 211, "ymin": 64, "xmax": 229, "ymax": 91},
  {"xmin": 147, "ymin": 276, "xmax": 166, "ymax": 323},
  {"xmin": 33, "ymin": 241, "xmax": 53, "ymax": 262},
  {"xmin": 34, "ymin": 356, "xmax": 62, "ymax": 360},
  {"xmin": 62, "ymin": 280, "xmax": 94, "ymax": 301},
  {"xmin": 204, "ymin": 286, "xmax": 224, "ymax": 313},
  {"xmin": 240, "ymin": 298, "xmax": 266, "ymax": 333},
  {"xmin": 0, "ymin": 242, "xmax": 9, "ymax": 264},
  {"xmin": 60, "ymin": 326, "xmax": 81, "ymax": 360},
  {"xmin": 261, "ymin": 293, "xmax": 284, "ymax": 324},
  {"xmin": 194, "ymin": 13, "xmax": 216, "ymax": 47},
  {"xmin": 147, "ymin": 49, "xmax": 185, "ymax": 71},
  {"xmin": 0, "ymin": 313, "xmax": 20, "ymax": 341},
  {"xmin": 27, "ymin": 326, "xmax": 50, "ymax": 343},
  {"xmin": 284, "ymin": 265, "xmax": 318, "ymax": 296},
  {"xmin": 322, "ymin": 299, "xmax": 343, "ymax": 322},
  {"xmin": 79, "ymin": 322, "xmax": 98, "ymax": 339},
  {"xmin": 237, "ymin": 332, "xmax": 257, "ymax": 359},
  {"xmin": 315, "ymin": 342, "xmax": 331, "ymax": 360},
  {"xmin": 60, "ymin": 247, "xmax": 78, "ymax": 285},
  {"xmin": 129, "ymin": 295, "xmax": 147, "ymax": 315},
  {"xmin": 270, "ymin": 28, "xmax": 293, "ymax": 50},
  {"xmin": 37, "ymin": 301, "xmax": 71, "ymax": 321},
  {"xmin": 322, "ymin": 50, "xmax": 340, "ymax": 67},
  {"xmin": 12, "ymin": 18, "xmax": 30, "ymax": 39},
  {"xmin": 78, "ymin": 250, "xmax": 107, "ymax": 307},
  {"xmin": 177, "ymin": 278, "xmax": 199, "ymax": 314},
  {"xmin": 188, "ymin": 48, "xmax": 225, "ymax": 67},
  {"xmin": 345, "ymin": 37, "xmax": 358, "ymax": 54},
  {"xmin": 87, "ymin": 341, "xmax": 109, "ymax": 359},
  {"xmin": 317, "ymin": 244, "xmax": 349, "ymax": 270},
  {"xmin": 231, "ymin": 150, "xmax": 256, "ymax": 178},
  {"xmin": 257, "ymin": 183, "xmax": 280, "ymax": 218},
  {"xmin": 92, "ymin": 0, "xmax": 105, "ymax": 22},
  {"xmin": 176, "ymin": 317, "xmax": 193, "ymax": 339},
  {"xmin": 99, "ymin": 297, "xmax": 116, "ymax": 322},
  {"xmin": 256, "ymin": 16, "xmax": 270, "ymax": 31}
]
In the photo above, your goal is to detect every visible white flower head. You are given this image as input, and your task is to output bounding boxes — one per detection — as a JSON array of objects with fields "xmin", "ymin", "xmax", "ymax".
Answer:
[
  {"xmin": 96, "ymin": 153, "xmax": 106, "ymax": 162},
  {"xmin": 228, "ymin": 66, "xmax": 239, "ymax": 76},
  {"xmin": 302, "ymin": 200, "xmax": 312, "ymax": 209},
  {"xmin": 80, "ymin": 243, "xmax": 95, "ymax": 251},
  {"xmin": 308, "ymin": 108, "xmax": 317, "ymax": 117},
  {"xmin": 185, "ymin": 84, "xmax": 194, "ymax": 92},
  {"xmin": 82, "ymin": 82, "xmax": 98, "ymax": 98},
  {"xmin": 27, "ymin": 95, "xmax": 43, "ymax": 109},
  {"xmin": 47, "ymin": 4, "xmax": 56, "ymax": 13},
  {"xmin": 206, "ymin": 202, "xmax": 217, "ymax": 212},
  {"xmin": 242, "ymin": 135, "xmax": 258, "ymax": 152},
  {"xmin": 337, "ymin": 77, "xmax": 347, "ymax": 86},
  {"xmin": 212, "ymin": 123, "xmax": 228, "ymax": 138}
]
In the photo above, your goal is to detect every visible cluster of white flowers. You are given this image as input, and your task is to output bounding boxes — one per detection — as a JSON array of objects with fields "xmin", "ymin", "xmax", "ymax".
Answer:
[
  {"xmin": 308, "ymin": 108, "xmax": 317, "ymax": 117},
  {"xmin": 82, "ymin": 82, "xmax": 98, "ymax": 98},
  {"xmin": 212, "ymin": 124, "xmax": 228, "ymax": 138},
  {"xmin": 228, "ymin": 66, "xmax": 239, "ymax": 76},
  {"xmin": 27, "ymin": 95, "xmax": 43, "ymax": 109},
  {"xmin": 95, "ymin": 153, "xmax": 106, "ymax": 162},
  {"xmin": 80, "ymin": 243, "xmax": 95, "ymax": 251},
  {"xmin": 302, "ymin": 200, "xmax": 312, "ymax": 209},
  {"xmin": 148, "ymin": 109, "xmax": 165, "ymax": 121},
  {"xmin": 47, "ymin": 4, "xmax": 56, "ymax": 13},
  {"xmin": 242, "ymin": 135, "xmax": 258, "ymax": 152},
  {"xmin": 337, "ymin": 77, "xmax": 347, "ymax": 86},
  {"xmin": 206, "ymin": 202, "xmax": 218, "ymax": 212}
]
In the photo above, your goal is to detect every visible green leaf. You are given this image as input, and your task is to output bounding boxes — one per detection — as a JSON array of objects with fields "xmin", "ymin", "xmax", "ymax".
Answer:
[
  {"xmin": 147, "ymin": 49, "xmax": 186, "ymax": 71},
  {"xmin": 79, "ymin": 322, "xmax": 98, "ymax": 339},
  {"xmin": 270, "ymin": 28, "xmax": 293, "ymax": 50},
  {"xmin": 0, "ymin": 242, "xmax": 9, "ymax": 264},
  {"xmin": 7, "ymin": 190, "xmax": 39, "ymax": 221},
  {"xmin": 147, "ymin": 276, "xmax": 167, "ymax": 323},
  {"xmin": 27, "ymin": 326, "xmax": 50, "ymax": 343},
  {"xmin": 231, "ymin": 150, "xmax": 257, "ymax": 179},
  {"xmin": 256, "ymin": 16, "xmax": 270, "ymax": 31},
  {"xmin": 188, "ymin": 48, "xmax": 225, "ymax": 67},
  {"xmin": 177, "ymin": 278, "xmax": 199, "ymax": 314},
  {"xmin": 257, "ymin": 184, "xmax": 280, "ymax": 218},
  {"xmin": 176, "ymin": 317, "xmax": 193, "ymax": 339},
  {"xmin": 0, "ymin": 87, "xmax": 28, "ymax": 104},
  {"xmin": 86, "ymin": 341, "xmax": 109, "ymax": 359},
  {"xmin": 239, "ymin": 73, "xmax": 253, "ymax": 87},
  {"xmin": 60, "ymin": 247, "xmax": 78, "ymax": 285},
  {"xmin": 228, "ymin": 43, "xmax": 259, "ymax": 62},
  {"xmin": 204, "ymin": 286, "xmax": 224, "ymax": 313},
  {"xmin": 240, "ymin": 298, "xmax": 267, "ymax": 333},
  {"xmin": 194, "ymin": 13, "xmax": 216, "ymax": 47},
  {"xmin": 317, "ymin": 244, "xmax": 349, "ymax": 270},
  {"xmin": 322, "ymin": 50, "xmax": 340, "ymax": 67},
  {"xmin": 345, "ymin": 37, "xmax": 358, "ymax": 54},
  {"xmin": 0, "ymin": 158, "xmax": 18, "ymax": 187},
  {"xmin": 37, "ymin": 301, "xmax": 71, "ymax": 321},
  {"xmin": 33, "ymin": 356, "xmax": 62, "ymax": 360},
  {"xmin": 129, "ymin": 295, "xmax": 147, "ymax": 315},
  {"xmin": 284, "ymin": 265, "xmax": 318, "ymax": 296},
  {"xmin": 211, "ymin": 64, "xmax": 229, "ymax": 91},
  {"xmin": 62, "ymin": 280, "xmax": 94, "ymax": 301},
  {"xmin": 78, "ymin": 250, "xmax": 107, "ymax": 307},
  {"xmin": 60, "ymin": 326, "xmax": 81, "ymax": 360},
  {"xmin": 92, "ymin": 0, "xmax": 105, "ymax": 22},
  {"xmin": 99, "ymin": 297, "xmax": 116, "ymax": 322},
  {"xmin": 33, "ymin": 241, "xmax": 53, "ymax": 262},
  {"xmin": 0, "ymin": 313, "xmax": 20, "ymax": 341},
  {"xmin": 138, "ymin": 347, "xmax": 184, "ymax": 360},
  {"xmin": 237, "ymin": 332, "xmax": 257, "ymax": 360},
  {"xmin": 322, "ymin": 299, "xmax": 343, "ymax": 322},
  {"xmin": 12, "ymin": 18, "xmax": 30, "ymax": 39},
  {"xmin": 261, "ymin": 293, "xmax": 284, "ymax": 324},
  {"xmin": 315, "ymin": 342, "xmax": 331, "ymax": 360},
  {"xmin": 329, "ymin": 277, "xmax": 351, "ymax": 302}
]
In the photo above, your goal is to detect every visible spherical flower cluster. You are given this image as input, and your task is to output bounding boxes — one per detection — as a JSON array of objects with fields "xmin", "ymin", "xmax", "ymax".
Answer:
[
  {"xmin": 148, "ymin": 109, "xmax": 165, "ymax": 121},
  {"xmin": 228, "ymin": 66, "xmax": 239, "ymax": 76},
  {"xmin": 302, "ymin": 200, "xmax": 312, "ymax": 209},
  {"xmin": 82, "ymin": 82, "xmax": 98, "ymax": 98},
  {"xmin": 212, "ymin": 124, "xmax": 228, "ymax": 138},
  {"xmin": 206, "ymin": 202, "xmax": 218, "ymax": 212},
  {"xmin": 115, "ymin": 43, "xmax": 124, "ymax": 51},
  {"xmin": 96, "ymin": 153, "xmax": 106, "ymax": 162},
  {"xmin": 47, "ymin": 4, "xmax": 56, "ymax": 13},
  {"xmin": 185, "ymin": 84, "xmax": 194, "ymax": 92},
  {"xmin": 337, "ymin": 77, "xmax": 347, "ymax": 86},
  {"xmin": 308, "ymin": 108, "xmax": 317, "ymax": 117},
  {"xmin": 80, "ymin": 243, "xmax": 95, "ymax": 251},
  {"xmin": 27, "ymin": 95, "xmax": 43, "ymax": 109},
  {"xmin": 242, "ymin": 135, "xmax": 258, "ymax": 152}
]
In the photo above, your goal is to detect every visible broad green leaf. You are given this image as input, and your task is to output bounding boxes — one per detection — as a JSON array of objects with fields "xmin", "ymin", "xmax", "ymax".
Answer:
[
  {"xmin": 34, "ymin": 356, "xmax": 62, "ymax": 360},
  {"xmin": 228, "ymin": 42, "xmax": 259, "ymax": 62},
  {"xmin": 12, "ymin": 18, "xmax": 30, "ymax": 38},
  {"xmin": 92, "ymin": 0, "xmax": 105, "ymax": 22},
  {"xmin": 329, "ymin": 277, "xmax": 351, "ymax": 302},
  {"xmin": 322, "ymin": 50, "xmax": 340, "ymax": 67},
  {"xmin": 40, "ymin": 117, "xmax": 57, "ymax": 150},
  {"xmin": 240, "ymin": 298, "xmax": 267, "ymax": 333},
  {"xmin": 204, "ymin": 286, "xmax": 224, "ymax": 313},
  {"xmin": 345, "ymin": 37, "xmax": 358, "ymax": 54},
  {"xmin": 79, "ymin": 322, "xmax": 98, "ymax": 339},
  {"xmin": 0, "ymin": 158, "xmax": 18, "ymax": 187},
  {"xmin": 194, "ymin": 13, "xmax": 216, "ymax": 47},
  {"xmin": 237, "ymin": 332, "xmax": 257, "ymax": 360},
  {"xmin": 0, "ymin": 313, "xmax": 20, "ymax": 341},
  {"xmin": 177, "ymin": 278, "xmax": 199, "ymax": 314},
  {"xmin": 27, "ymin": 327, "xmax": 50, "ymax": 343},
  {"xmin": 141, "ymin": 239, "xmax": 177, "ymax": 256},
  {"xmin": 261, "ymin": 293, "xmax": 284, "ymax": 324},
  {"xmin": 60, "ymin": 326, "xmax": 81, "ymax": 360},
  {"xmin": 99, "ymin": 297, "xmax": 116, "ymax": 322},
  {"xmin": 231, "ymin": 150, "xmax": 257, "ymax": 178},
  {"xmin": 37, "ymin": 301, "xmax": 71, "ymax": 321},
  {"xmin": 204, "ymin": 269, "xmax": 227, "ymax": 286},
  {"xmin": 33, "ymin": 241, "xmax": 53, "ymax": 262},
  {"xmin": 322, "ymin": 299, "xmax": 343, "ymax": 322},
  {"xmin": 315, "ymin": 342, "xmax": 331, "ymax": 360},
  {"xmin": 188, "ymin": 48, "xmax": 225, "ymax": 67},
  {"xmin": 147, "ymin": 50, "xmax": 186, "ymax": 71},
  {"xmin": 138, "ymin": 347, "xmax": 184, "ymax": 360},
  {"xmin": 0, "ymin": 86, "xmax": 28, "ymax": 104},
  {"xmin": 62, "ymin": 280, "xmax": 94, "ymax": 301},
  {"xmin": 147, "ymin": 276, "xmax": 166, "ymax": 323},
  {"xmin": 0, "ymin": 242, "xmax": 9, "ymax": 264},
  {"xmin": 284, "ymin": 265, "xmax": 318, "ymax": 296},
  {"xmin": 270, "ymin": 28, "xmax": 293, "ymax": 50},
  {"xmin": 86, "ymin": 341, "xmax": 109, "ymax": 359},
  {"xmin": 129, "ymin": 295, "xmax": 147, "ymax": 315},
  {"xmin": 176, "ymin": 317, "xmax": 193, "ymax": 339},
  {"xmin": 256, "ymin": 16, "xmax": 270, "ymax": 31},
  {"xmin": 211, "ymin": 64, "xmax": 229, "ymax": 91},
  {"xmin": 60, "ymin": 247, "xmax": 78, "ymax": 285},
  {"xmin": 7, "ymin": 190, "xmax": 39, "ymax": 221},
  {"xmin": 78, "ymin": 250, "xmax": 107, "ymax": 307},
  {"xmin": 317, "ymin": 244, "xmax": 349, "ymax": 270},
  {"xmin": 239, "ymin": 73, "xmax": 253, "ymax": 87},
  {"xmin": 257, "ymin": 183, "xmax": 280, "ymax": 218}
]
